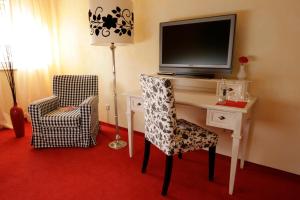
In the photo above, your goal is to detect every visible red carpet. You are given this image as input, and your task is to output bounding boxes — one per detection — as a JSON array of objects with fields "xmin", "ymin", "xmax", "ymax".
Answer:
[{"xmin": 0, "ymin": 123, "xmax": 299, "ymax": 200}]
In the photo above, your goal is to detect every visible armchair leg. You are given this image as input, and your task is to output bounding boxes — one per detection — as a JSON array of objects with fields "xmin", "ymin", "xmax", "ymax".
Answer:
[
  {"xmin": 208, "ymin": 146, "xmax": 216, "ymax": 181},
  {"xmin": 161, "ymin": 155, "xmax": 173, "ymax": 196},
  {"xmin": 141, "ymin": 138, "xmax": 151, "ymax": 173},
  {"xmin": 178, "ymin": 152, "xmax": 183, "ymax": 160}
]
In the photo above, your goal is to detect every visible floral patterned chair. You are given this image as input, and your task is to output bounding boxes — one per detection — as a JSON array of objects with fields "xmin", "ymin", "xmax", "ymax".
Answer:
[
  {"xmin": 28, "ymin": 75, "xmax": 99, "ymax": 148},
  {"xmin": 140, "ymin": 74, "xmax": 218, "ymax": 196}
]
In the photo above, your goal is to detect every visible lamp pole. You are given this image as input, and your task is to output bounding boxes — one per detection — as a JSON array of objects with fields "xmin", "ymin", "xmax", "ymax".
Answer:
[{"xmin": 108, "ymin": 43, "xmax": 127, "ymax": 149}]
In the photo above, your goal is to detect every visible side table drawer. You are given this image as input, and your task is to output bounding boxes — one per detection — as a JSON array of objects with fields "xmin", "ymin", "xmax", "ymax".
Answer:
[
  {"xmin": 130, "ymin": 97, "xmax": 143, "ymax": 111},
  {"xmin": 206, "ymin": 109, "xmax": 236, "ymax": 130}
]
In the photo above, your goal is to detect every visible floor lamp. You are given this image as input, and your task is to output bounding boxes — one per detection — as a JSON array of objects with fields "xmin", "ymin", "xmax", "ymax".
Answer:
[{"xmin": 88, "ymin": 0, "xmax": 134, "ymax": 149}]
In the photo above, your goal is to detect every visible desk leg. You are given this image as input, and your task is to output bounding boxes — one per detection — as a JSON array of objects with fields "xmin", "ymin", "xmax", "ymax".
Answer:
[
  {"xmin": 229, "ymin": 113, "xmax": 243, "ymax": 195},
  {"xmin": 240, "ymin": 119, "xmax": 250, "ymax": 169},
  {"xmin": 127, "ymin": 111, "xmax": 134, "ymax": 158},
  {"xmin": 126, "ymin": 97, "xmax": 134, "ymax": 158}
]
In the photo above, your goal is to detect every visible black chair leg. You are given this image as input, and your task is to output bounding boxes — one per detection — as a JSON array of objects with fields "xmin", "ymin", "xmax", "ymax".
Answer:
[
  {"xmin": 208, "ymin": 146, "xmax": 216, "ymax": 181},
  {"xmin": 161, "ymin": 155, "xmax": 173, "ymax": 196},
  {"xmin": 141, "ymin": 138, "xmax": 151, "ymax": 173},
  {"xmin": 178, "ymin": 152, "xmax": 183, "ymax": 160}
]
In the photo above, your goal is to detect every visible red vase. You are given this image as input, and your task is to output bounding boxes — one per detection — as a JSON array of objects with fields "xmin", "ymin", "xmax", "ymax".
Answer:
[{"xmin": 10, "ymin": 104, "xmax": 25, "ymax": 138}]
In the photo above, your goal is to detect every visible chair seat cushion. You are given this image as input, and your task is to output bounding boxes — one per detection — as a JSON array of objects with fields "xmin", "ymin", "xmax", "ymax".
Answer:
[
  {"xmin": 175, "ymin": 119, "xmax": 218, "ymax": 153},
  {"xmin": 40, "ymin": 107, "xmax": 80, "ymax": 128}
]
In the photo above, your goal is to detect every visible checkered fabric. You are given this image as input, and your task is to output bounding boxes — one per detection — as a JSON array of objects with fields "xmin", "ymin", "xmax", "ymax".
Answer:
[
  {"xmin": 28, "ymin": 96, "xmax": 60, "ymax": 135},
  {"xmin": 140, "ymin": 74, "xmax": 218, "ymax": 156},
  {"xmin": 53, "ymin": 75, "xmax": 98, "ymax": 107},
  {"xmin": 28, "ymin": 75, "xmax": 99, "ymax": 148},
  {"xmin": 40, "ymin": 108, "xmax": 81, "ymax": 127}
]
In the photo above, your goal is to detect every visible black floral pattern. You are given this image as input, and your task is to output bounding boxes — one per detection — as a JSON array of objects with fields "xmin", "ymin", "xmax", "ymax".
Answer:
[
  {"xmin": 140, "ymin": 74, "xmax": 218, "ymax": 156},
  {"xmin": 89, "ymin": 6, "xmax": 134, "ymax": 37},
  {"xmin": 102, "ymin": 14, "xmax": 117, "ymax": 29}
]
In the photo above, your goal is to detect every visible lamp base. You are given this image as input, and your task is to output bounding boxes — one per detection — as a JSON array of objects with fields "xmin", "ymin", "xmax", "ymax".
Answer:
[{"xmin": 108, "ymin": 140, "xmax": 127, "ymax": 150}]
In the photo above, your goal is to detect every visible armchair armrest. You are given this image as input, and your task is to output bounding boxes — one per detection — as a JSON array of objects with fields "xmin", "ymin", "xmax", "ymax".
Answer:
[
  {"xmin": 79, "ymin": 96, "xmax": 98, "ymax": 116},
  {"xmin": 79, "ymin": 96, "xmax": 99, "ymax": 134},
  {"xmin": 28, "ymin": 96, "xmax": 59, "ymax": 116},
  {"xmin": 28, "ymin": 95, "xmax": 59, "ymax": 133},
  {"xmin": 79, "ymin": 96, "xmax": 98, "ymax": 107}
]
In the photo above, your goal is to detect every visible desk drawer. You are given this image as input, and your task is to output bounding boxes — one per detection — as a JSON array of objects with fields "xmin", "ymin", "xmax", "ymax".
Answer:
[
  {"xmin": 206, "ymin": 109, "xmax": 235, "ymax": 129},
  {"xmin": 130, "ymin": 97, "xmax": 143, "ymax": 111}
]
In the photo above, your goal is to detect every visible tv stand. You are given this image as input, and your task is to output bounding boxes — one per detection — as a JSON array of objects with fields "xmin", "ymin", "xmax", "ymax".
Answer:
[
  {"xmin": 176, "ymin": 73, "xmax": 215, "ymax": 79},
  {"xmin": 157, "ymin": 72, "xmax": 215, "ymax": 79},
  {"xmin": 157, "ymin": 72, "xmax": 176, "ymax": 76}
]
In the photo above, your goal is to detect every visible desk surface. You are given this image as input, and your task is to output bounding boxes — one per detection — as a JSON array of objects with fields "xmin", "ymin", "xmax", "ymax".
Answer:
[{"xmin": 124, "ymin": 89, "xmax": 257, "ymax": 114}]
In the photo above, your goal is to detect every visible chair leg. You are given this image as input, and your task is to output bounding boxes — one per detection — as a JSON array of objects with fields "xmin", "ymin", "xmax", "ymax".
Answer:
[
  {"xmin": 161, "ymin": 155, "xmax": 173, "ymax": 196},
  {"xmin": 208, "ymin": 146, "xmax": 216, "ymax": 181},
  {"xmin": 141, "ymin": 138, "xmax": 151, "ymax": 173},
  {"xmin": 178, "ymin": 152, "xmax": 183, "ymax": 160}
]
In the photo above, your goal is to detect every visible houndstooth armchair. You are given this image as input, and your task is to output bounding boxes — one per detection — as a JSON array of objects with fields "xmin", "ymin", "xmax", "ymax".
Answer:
[{"xmin": 28, "ymin": 75, "xmax": 99, "ymax": 148}]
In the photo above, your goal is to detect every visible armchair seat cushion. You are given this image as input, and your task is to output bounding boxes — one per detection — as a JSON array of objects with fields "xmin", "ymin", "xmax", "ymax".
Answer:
[
  {"xmin": 175, "ymin": 119, "xmax": 218, "ymax": 153},
  {"xmin": 40, "ymin": 107, "xmax": 80, "ymax": 128}
]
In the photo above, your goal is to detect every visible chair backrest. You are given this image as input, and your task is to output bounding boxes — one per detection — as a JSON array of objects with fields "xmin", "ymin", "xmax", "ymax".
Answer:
[
  {"xmin": 53, "ymin": 75, "xmax": 98, "ymax": 107},
  {"xmin": 140, "ymin": 74, "xmax": 177, "ymax": 155}
]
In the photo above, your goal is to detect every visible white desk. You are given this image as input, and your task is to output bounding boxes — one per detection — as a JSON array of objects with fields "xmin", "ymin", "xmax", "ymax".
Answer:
[{"xmin": 125, "ymin": 90, "xmax": 256, "ymax": 195}]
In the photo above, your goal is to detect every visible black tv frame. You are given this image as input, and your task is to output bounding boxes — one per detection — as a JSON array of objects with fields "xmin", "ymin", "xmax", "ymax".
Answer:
[{"xmin": 159, "ymin": 14, "xmax": 236, "ymax": 77}]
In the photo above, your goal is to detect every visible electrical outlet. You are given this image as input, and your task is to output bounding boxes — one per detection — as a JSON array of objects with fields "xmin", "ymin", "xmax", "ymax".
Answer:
[{"xmin": 105, "ymin": 104, "xmax": 110, "ymax": 111}]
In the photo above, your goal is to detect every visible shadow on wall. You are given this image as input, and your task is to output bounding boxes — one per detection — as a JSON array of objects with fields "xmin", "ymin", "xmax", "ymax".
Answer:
[
  {"xmin": 251, "ymin": 96, "xmax": 300, "ymax": 131},
  {"xmin": 231, "ymin": 10, "xmax": 252, "ymax": 79}
]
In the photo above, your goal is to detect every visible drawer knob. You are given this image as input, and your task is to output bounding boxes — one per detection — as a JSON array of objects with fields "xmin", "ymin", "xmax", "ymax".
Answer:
[
  {"xmin": 218, "ymin": 116, "xmax": 226, "ymax": 120},
  {"xmin": 137, "ymin": 102, "xmax": 142, "ymax": 106}
]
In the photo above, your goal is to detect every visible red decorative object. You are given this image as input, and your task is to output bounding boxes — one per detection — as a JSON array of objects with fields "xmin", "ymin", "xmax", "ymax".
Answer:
[
  {"xmin": 239, "ymin": 56, "xmax": 248, "ymax": 64},
  {"xmin": 10, "ymin": 104, "xmax": 25, "ymax": 138},
  {"xmin": 1, "ymin": 47, "xmax": 24, "ymax": 138},
  {"xmin": 216, "ymin": 100, "xmax": 247, "ymax": 108}
]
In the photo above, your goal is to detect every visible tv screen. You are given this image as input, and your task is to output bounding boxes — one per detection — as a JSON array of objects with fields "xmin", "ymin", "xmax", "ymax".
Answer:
[{"xmin": 159, "ymin": 14, "xmax": 236, "ymax": 76}]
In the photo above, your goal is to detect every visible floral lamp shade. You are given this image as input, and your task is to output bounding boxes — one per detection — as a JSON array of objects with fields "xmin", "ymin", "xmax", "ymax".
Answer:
[{"xmin": 88, "ymin": 0, "xmax": 134, "ymax": 46}]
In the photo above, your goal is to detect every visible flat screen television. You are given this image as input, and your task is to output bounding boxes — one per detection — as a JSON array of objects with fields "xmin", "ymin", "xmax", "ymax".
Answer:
[{"xmin": 159, "ymin": 14, "xmax": 236, "ymax": 77}]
